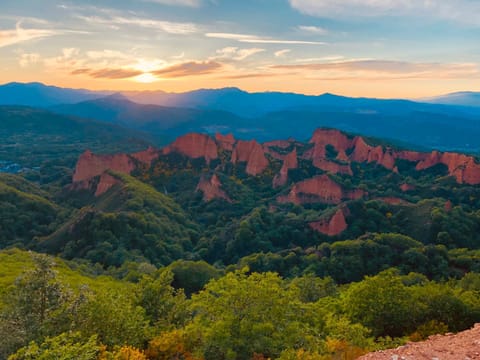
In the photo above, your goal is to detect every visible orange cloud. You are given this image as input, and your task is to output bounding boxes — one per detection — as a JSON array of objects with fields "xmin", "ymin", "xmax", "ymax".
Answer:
[
  {"xmin": 272, "ymin": 60, "xmax": 480, "ymax": 80},
  {"xmin": 153, "ymin": 60, "xmax": 222, "ymax": 77},
  {"xmin": 71, "ymin": 67, "xmax": 142, "ymax": 79}
]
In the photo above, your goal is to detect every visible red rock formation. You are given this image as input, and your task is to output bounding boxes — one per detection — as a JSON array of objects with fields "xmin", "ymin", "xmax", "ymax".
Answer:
[
  {"xmin": 164, "ymin": 133, "xmax": 218, "ymax": 163},
  {"xmin": 309, "ymin": 208, "xmax": 348, "ymax": 236},
  {"xmin": 397, "ymin": 150, "xmax": 428, "ymax": 162},
  {"xmin": 314, "ymin": 159, "xmax": 352, "ymax": 175},
  {"xmin": 445, "ymin": 200, "xmax": 453, "ymax": 212},
  {"xmin": 303, "ymin": 129, "xmax": 354, "ymax": 174},
  {"xmin": 400, "ymin": 183, "xmax": 416, "ymax": 192},
  {"xmin": 278, "ymin": 175, "xmax": 364, "ymax": 204},
  {"xmin": 416, "ymin": 151, "xmax": 480, "ymax": 184},
  {"xmin": 72, "ymin": 150, "xmax": 136, "ymax": 182},
  {"xmin": 215, "ymin": 133, "xmax": 235, "ymax": 151},
  {"xmin": 132, "ymin": 146, "xmax": 159, "ymax": 165},
  {"xmin": 415, "ymin": 150, "xmax": 443, "ymax": 171},
  {"xmin": 375, "ymin": 197, "xmax": 409, "ymax": 205},
  {"xmin": 196, "ymin": 174, "xmax": 231, "ymax": 202},
  {"xmin": 273, "ymin": 148, "xmax": 298, "ymax": 187},
  {"xmin": 309, "ymin": 129, "xmax": 352, "ymax": 155},
  {"xmin": 350, "ymin": 136, "xmax": 373, "ymax": 162},
  {"xmin": 231, "ymin": 140, "xmax": 269, "ymax": 176},
  {"xmin": 368, "ymin": 146, "xmax": 396, "ymax": 170},
  {"xmin": 95, "ymin": 172, "xmax": 120, "ymax": 197},
  {"xmin": 263, "ymin": 140, "xmax": 292, "ymax": 149}
]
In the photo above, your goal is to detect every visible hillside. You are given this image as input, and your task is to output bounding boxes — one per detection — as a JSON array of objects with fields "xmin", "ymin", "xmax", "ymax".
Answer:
[
  {"xmin": 2, "ymin": 126, "xmax": 480, "ymax": 279},
  {"xmin": 1, "ymin": 127, "xmax": 480, "ymax": 359},
  {"xmin": 39, "ymin": 171, "xmax": 198, "ymax": 267},
  {"xmin": 56, "ymin": 128, "xmax": 480, "ymax": 279},
  {"xmin": 0, "ymin": 106, "xmax": 153, "ymax": 183}
]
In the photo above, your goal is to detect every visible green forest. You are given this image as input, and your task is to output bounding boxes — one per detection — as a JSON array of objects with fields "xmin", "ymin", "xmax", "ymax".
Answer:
[
  {"xmin": 1, "ymin": 250, "xmax": 479, "ymax": 360},
  {"xmin": 1, "ymin": 106, "xmax": 480, "ymax": 359}
]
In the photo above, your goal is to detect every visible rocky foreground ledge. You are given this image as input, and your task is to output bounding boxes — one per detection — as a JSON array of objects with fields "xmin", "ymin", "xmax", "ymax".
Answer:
[{"xmin": 358, "ymin": 324, "xmax": 480, "ymax": 360}]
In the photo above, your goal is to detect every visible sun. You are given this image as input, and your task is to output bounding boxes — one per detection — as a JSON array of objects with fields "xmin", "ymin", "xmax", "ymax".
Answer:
[
  {"xmin": 131, "ymin": 59, "xmax": 164, "ymax": 83},
  {"xmin": 134, "ymin": 73, "xmax": 158, "ymax": 83}
]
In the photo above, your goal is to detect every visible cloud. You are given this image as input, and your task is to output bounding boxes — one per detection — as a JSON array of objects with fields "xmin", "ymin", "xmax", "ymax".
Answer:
[
  {"xmin": 79, "ymin": 15, "xmax": 198, "ymax": 34},
  {"xmin": 288, "ymin": 0, "xmax": 480, "ymax": 25},
  {"xmin": 221, "ymin": 72, "xmax": 281, "ymax": 79},
  {"xmin": 43, "ymin": 48, "xmax": 82, "ymax": 68},
  {"xmin": 272, "ymin": 60, "xmax": 480, "ymax": 80},
  {"xmin": 0, "ymin": 22, "xmax": 58, "ymax": 48},
  {"xmin": 19, "ymin": 53, "xmax": 40, "ymax": 67},
  {"xmin": 171, "ymin": 52, "xmax": 185, "ymax": 59},
  {"xmin": 153, "ymin": 60, "xmax": 222, "ymax": 77},
  {"xmin": 274, "ymin": 49, "xmax": 291, "ymax": 58},
  {"xmin": 71, "ymin": 67, "xmax": 142, "ymax": 79},
  {"xmin": 297, "ymin": 25, "xmax": 328, "ymax": 35},
  {"xmin": 142, "ymin": 0, "xmax": 201, "ymax": 7},
  {"xmin": 294, "ymin": 55, "xmax": 345, "ymax": 62},
  {"xmin": 86, "ymin": 50, "xmax": 131, "ymax": 60},
  {"xmin": 205, "ymin": 32, "xmax": 325, "ymax": 45},
  {"xmin": 216, "ymin": 47, "xmax": 265, "ymax": 61}
]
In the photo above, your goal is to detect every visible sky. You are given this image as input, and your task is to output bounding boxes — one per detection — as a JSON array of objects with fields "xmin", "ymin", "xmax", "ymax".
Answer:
[{"xmin": 1, "ymin": 0, "xmax": 480, "ymax": 98}]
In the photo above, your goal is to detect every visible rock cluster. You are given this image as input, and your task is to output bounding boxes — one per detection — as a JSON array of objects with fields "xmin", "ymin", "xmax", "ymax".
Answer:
[{"xmin": 71, "ymin": 129, "xmax": 480, "ymax": 206}]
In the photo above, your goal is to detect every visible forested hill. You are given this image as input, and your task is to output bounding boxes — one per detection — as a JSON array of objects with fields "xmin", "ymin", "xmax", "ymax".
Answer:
[
  {"xmin": 2, "ymin": 127, "xmax": 479, "ymax": 280},
  {"xmin": 1, "ymin": 126, "xmax": 480, "ymax": 358}
]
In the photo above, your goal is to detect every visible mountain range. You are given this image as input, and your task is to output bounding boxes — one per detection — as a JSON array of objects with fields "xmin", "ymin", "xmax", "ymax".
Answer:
[{"xmin": 2, "ymin": 82, "xmax": 479, "ymax": 154}]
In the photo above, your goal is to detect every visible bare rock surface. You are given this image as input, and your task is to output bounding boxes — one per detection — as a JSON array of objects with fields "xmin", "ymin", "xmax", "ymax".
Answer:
[{"xmin": 358, "ymin": 324, "xmax": 480, "ymax": 360}]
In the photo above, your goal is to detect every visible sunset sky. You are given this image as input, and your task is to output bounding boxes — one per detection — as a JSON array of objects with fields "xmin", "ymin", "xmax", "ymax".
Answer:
[{"xmin": 1, "ymin": 0, "xmax": 480, "ymax": 98}]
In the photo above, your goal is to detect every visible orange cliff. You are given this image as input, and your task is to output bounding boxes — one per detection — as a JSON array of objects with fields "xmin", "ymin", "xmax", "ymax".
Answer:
[
  {"xmin": 303, "ymin": 129, "xmax": 353, "ymax": 175},
  {"xmin": 231, "ymin": 140, "xmax": 269, "ymax": 176},
  {"xmin": 278, "ymin": 174, "xmax": 364, "ymax": 205},
  {"xmin": 215, "ymin": 133, "xmax": 235, "ymax": 151},
  {"xmin": 309, "ymin": 208, "xmax": 348, "ymax": 236},
  {"xmin": 131, "ymin": 146, "xmax": 159, "ymax": 165},
  {"xmin": 196, "ymin": 174, "xmax": 231, "ymax": 202},
  {"xmin": 303, "ymin": 129, "xmax": 480, "ymax": 184},
  {"xmin": 94, "ymin": 172, "xmax": 121, "ymax": 197},
  {"xmin": 72, "ymin": 150, "xmax": 137, "ymax": 183},
  {"xmin": 416, "ymin": 151, "xmax": 480, "ymax": 185},
  {"xmin": 273, "ymin": 148, "xmax": 298, "ymax": 187},
  {"xmin": 164, "ymin": 133, "xmax": 218, "ymax": 163}
]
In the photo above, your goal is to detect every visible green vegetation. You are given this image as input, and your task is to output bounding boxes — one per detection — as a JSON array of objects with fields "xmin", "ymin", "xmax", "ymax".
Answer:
[
  {"xmin": 0, "ymin": 106, "xmax": 152, "ymax": 184},
  {"xmin": 3, "ymin": 115, "xmax": 480, "ymax": 358},
  {"xmin": 1, "ymin": 251, "xmax": 479, "ymax": 359}
]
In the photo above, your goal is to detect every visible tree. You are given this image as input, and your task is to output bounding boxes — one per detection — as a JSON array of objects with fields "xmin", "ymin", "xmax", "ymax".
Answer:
[
  {"xmin": 0, "ymin": 254, "xmax": 71, "ymax": 358},
  {"xmin": 75, "ymin": 288, "xmax": 150, "ymax": 348},
  {"xmin": 136, "ymin": 269, "xmax": 189, "ymax": 330},
  {"xmin": 186, "ymin": 269, "xmax": 324, "ymax": 360},
  {"xmin": 8, "ymin": 332, "xmax": 99, "ymax": 360},
  {"xmin": 342, "ymin": 269, "xmax": 416, "ymax": 337}
]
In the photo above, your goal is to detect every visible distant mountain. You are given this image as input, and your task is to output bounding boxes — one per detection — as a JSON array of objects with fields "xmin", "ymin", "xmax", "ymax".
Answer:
[
  {"xmin": 50, "ymin": 95, "xmax": 247, "ymax": 141},
  {"xmin": 423, "ymin": 91, "xmax": 480, "ymax": 108},
  {"xmin": 51, "ymin": 95, "xmax": 480, "ymax": 153},
  {"xmin": 3, "ymin": 82, "xmax": 480, "ymax": 153},
  {"xmin": 125, "ymin": 87, "xmax": 480, "ymax": 119},
  {"xmin": 0, "ymin": 82, "xmax": 108, "ymax": 107}
]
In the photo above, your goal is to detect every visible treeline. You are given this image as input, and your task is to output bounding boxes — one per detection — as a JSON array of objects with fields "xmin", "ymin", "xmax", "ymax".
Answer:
[{"xmin": 1, "ymin": 251, "xmax": 480, "ymax": 360}]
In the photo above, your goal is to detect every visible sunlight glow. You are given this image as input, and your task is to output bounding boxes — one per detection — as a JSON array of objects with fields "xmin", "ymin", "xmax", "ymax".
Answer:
[{"xmin": 133, "ymin": 73, "xmax": 158, "ymax": 83}]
